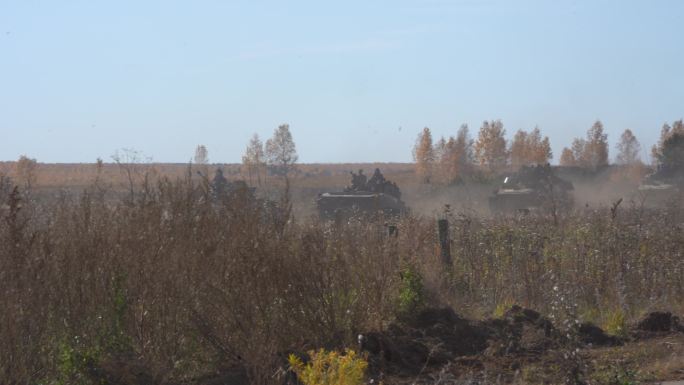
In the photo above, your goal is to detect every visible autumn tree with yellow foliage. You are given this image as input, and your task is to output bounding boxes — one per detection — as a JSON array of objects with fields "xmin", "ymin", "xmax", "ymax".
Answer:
[
  {"xmin": 413, "ymin": 127, "xmax": 435, "ymax": 183},
  {"xmin": 561, "ymin": 120, "xmax": 609, "ymax": 170},
  {"xmin": 559, "ymin": 148, "xmax": 576, "ymax": 166},
  {"xmin": 432, "ymin": 124, "xmax": 474, "ymax": 184},
  {"xmin": 474, "ymin": 120, "xmax": 508, "ymax": 173},
  {"xmin": 585, "ymin": 120, "xmax": 609, "ymax": 169},
  {"xmin": 509, "ymin": 127, "xmax": 552, "ymax": 168}
]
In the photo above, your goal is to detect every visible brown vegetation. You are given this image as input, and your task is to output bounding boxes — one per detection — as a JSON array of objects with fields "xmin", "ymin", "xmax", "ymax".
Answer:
[
  {"xmin": 2, "ymin": 120, "xmax": 684, "ymax": 384},
  {"xmin": 1, "ymin": 168, "xmax": 683, "ymax": 384}
]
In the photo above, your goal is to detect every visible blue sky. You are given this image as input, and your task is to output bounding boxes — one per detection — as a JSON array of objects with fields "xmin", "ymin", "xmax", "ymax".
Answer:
[{"xmin": 1, "ymin": 0, "xmax": 682, "ymax": 163}]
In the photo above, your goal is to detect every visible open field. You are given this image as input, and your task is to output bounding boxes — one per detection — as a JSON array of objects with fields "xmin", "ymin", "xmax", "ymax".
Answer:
[
  {"xmin": 0, "ymin": 161, "xmax": 652, "ymax": 216},
  {"xmin": 1, "ymin": 162, "xmax": 683, "ymax": 384}
]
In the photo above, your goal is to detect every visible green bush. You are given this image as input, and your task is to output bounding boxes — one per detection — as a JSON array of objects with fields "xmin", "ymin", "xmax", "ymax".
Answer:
[
  {"xmin": 54, "ymin": 338, "xmax": 101, "ymax": 385},
  {"xmin": 398, "ymin": 266, "xmax": 425, "ymax": 315},
  {"xmin": 53, "ymin": 274, "xmax": 132, "ymax": 385}
]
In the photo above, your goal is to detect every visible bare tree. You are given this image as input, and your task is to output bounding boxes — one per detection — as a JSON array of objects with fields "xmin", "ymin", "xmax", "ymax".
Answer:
[
  {"xmin": 615, "ymin": 129, "xmax": 641, "ymax": 165},
  {"xmin": 192, "ymin": 145, "xmax": 210, "ymax": 180},
  {"xmin": 14, "ymin": 155, "xmax": 38, "ymax": 191},
  {"xmin": 194, "ymin": 145, "xmax": 209, "ymax": 165},
  {"xmin": 92, "ymin": 157, "xmax": 106, "ymax": 193},
  {"xmin": 111, "ymin": 148, "xmax": 153, "ymax": 202}
]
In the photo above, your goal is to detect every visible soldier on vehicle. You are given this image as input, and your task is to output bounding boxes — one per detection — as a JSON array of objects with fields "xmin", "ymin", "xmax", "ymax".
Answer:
[
  {"xmin": 367, "ymin": 168, "xmax": 385, "ymax": 192},
  {"xmin": 317, "ymin": 167, "xmax": 407, "ymax": 219},
  {"xmin": 356, "ymin": 169, "xmax": 367, "ymax": 190},
  {"xmin": 349, "ymin": 170, "xmax": 358, "ymax": 191},
  {"xmin": 349, "ymin": 169, "xmax": 368, "ymax": 191}
]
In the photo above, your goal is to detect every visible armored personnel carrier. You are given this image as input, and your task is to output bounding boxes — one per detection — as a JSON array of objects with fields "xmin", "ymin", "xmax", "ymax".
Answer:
[
  {"xmin": 317, "ymin": 168, "xmax": 407, "ymax": 220},
  {"xmin": 209, "ymin": 168, "xmax": 286, "ymax": 222},
  {"xmin": 489, "ymin": 165, "xmax": 574, "ymax": 214}
]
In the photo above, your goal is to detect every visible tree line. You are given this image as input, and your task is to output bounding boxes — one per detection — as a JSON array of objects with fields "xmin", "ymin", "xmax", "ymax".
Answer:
[
  {"xmin": 6, "ymin": 119, "xmax": 682, "ymax": 190},
  {"xmin": 413, "ymin": 119, "xmax": 684, "ymax": 184},
  {"xmin": 194, "ymin": 124, "xmax": 299, "ymax": 186}
]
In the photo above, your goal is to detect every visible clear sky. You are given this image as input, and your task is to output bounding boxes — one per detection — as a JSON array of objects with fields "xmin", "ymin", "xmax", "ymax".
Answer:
[{"xmin": 1, "ymin": 0, "xmax": 682, "ymax": 164}]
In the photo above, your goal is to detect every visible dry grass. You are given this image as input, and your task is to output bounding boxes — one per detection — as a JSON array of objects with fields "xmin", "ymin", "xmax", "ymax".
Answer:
[
  {"xmin": 586, "ymin": 334, "xmax": 684, "ymax": 382},
  {"xmin": 0, "ymin": 166, "xmax": 682, "ymax": 384}
]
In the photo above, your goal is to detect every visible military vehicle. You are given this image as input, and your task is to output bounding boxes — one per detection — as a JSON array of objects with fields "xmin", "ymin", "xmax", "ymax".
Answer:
[
  {"xmin": 489, "ymin": 164, "xmax": 574, "ymax": 214},
  {"xmin": 208, "ymin": 168, "xmax": 287, "ymax": 223},
  {"xmin": 317, "ymin": 168, "xmax": 407, "ymax": 220},
  {"xmin": 637, "ymin": 166, "xmax": 684, "ymax": 207},
  {"xmin": 210, "ymin": 169, "xmax": 256, "ymax": 202}
]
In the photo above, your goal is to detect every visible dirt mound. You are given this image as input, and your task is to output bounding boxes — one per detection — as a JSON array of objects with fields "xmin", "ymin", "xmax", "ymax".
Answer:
[
  {"xmin": 635, "ymin": 311, "xmax": 683, "ymax": 333},
  {"xmin": 360, "ymin": 306, "xmax": 622, "ymax": 380},
  {"xmin": 359, "ymin": 307, "xmax": 489, "ymax": 376},
  {"xmin": 490, "ymin": 306, "xmax": 620, "ymax": 349},
  {"xmin": 482, "ymin": 305, "xmax": 560, "ymax": 356},
  {"xmin": 409, "ymin": 307, "xmax": 464, "ymax": 329},
  {"xmin": 577, "ymin": 322, "xmax": 621, "ymax": 346}
]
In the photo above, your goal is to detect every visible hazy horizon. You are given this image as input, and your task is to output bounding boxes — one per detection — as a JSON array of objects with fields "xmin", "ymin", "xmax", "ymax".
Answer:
[{"xmin": 2, "ymin": 0, "xmax": 683, "ymax": 164}]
